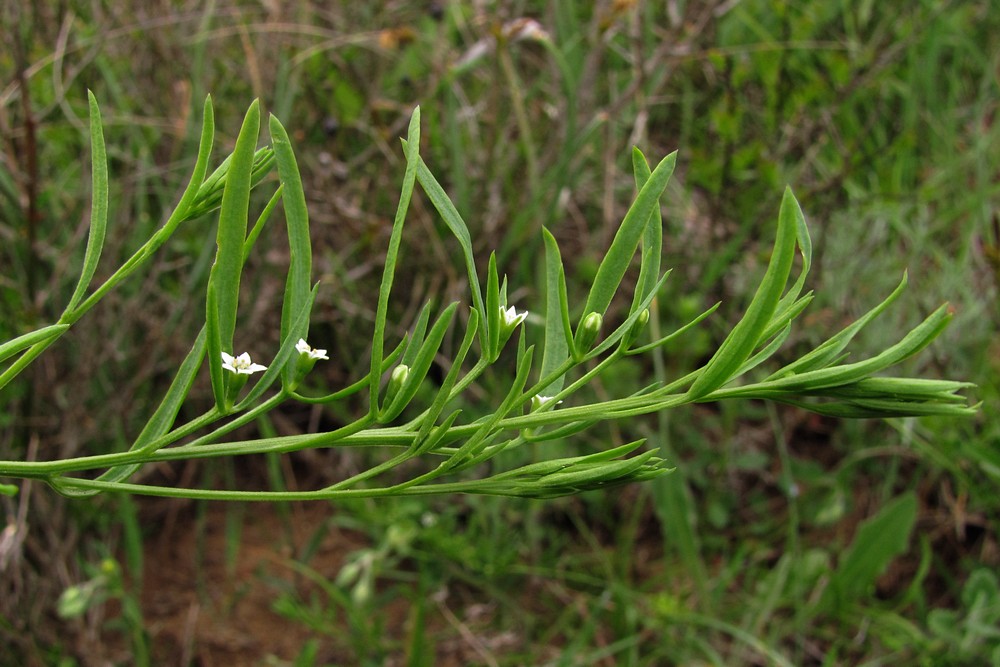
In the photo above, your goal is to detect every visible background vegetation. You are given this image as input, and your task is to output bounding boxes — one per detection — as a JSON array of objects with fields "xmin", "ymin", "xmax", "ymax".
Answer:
[{"xmin": 1, "ymin": 0, "xmax": 997, "ymax": 664}]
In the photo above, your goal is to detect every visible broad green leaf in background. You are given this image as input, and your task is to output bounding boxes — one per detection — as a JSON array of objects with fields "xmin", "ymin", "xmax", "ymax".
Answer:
[{"xmin": 820, "ymin": 492, "xmax": 918, "ymax": 612}]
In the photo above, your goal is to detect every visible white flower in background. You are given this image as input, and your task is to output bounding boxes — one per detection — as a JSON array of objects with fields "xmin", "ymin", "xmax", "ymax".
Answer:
[
  {"xmin": 221, "ymin": 352, "xmax": 267, "ymax": 375},
  {"xmin": 500, "ymin": 305, "xmax": 528, "ymax": 328},
  {"xmin": 296, "ymin": 339, "xmax": 329, "ymax": 361}
]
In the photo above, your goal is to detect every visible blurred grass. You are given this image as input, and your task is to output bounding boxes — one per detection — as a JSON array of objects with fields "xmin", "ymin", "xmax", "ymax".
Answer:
[{"xmin": 1, "ymin": 0, "xmax": 998, "ymax": 664}]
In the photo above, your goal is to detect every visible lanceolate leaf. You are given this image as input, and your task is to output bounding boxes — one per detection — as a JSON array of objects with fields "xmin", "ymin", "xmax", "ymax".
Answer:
[
  {"xmin": 714, "ymin": 303, "xmax": 953, "ymax": 398},
  {"xmin": 540, "ymin": 228, "xmax": 571, "ymax": 394},
  {"xmin": 686, "ymin": 186, "xmax": 800, "ymax": 400},
  {"xmin": 269, "ymin": 115, "xmax": 314, "ymax": 387},
  {"xmin": 630, "ymin": 147, "xmax": 664, "ymax": 313},
  {"xmin": 207, "ymin": 99, "xmax": 260, "ymax": 360},
  {"xmin": 67, "ymin": 92, "xmax": 109, "ymax": 314},
  {"xmin": 820, "ymin": 492, "xmax": 917, "ymax": 612},
  {"xmin": 370, "ymin": 109, "xmax": 421, "ymax": 412},
  {"xmin": 411, "ymin": 151, "xmax": 487, "ymax": 346},
  {"xmin": 767, "ymin": 274, "xmax": 908, "ymax": 381},
  {"xmin": 582, "ymin": 150, "xmax": 677, "ymax": 322},
  {"xmin": 0, "ymin": 325, "xmax": 69, "ymax": 365},
  {"xmin": 65, "ymin": 327, "xmax": 212, "ymax": 496},
  {"xmin": 269, "ymin": 115, "xmax": 313, "ymax": 344}
]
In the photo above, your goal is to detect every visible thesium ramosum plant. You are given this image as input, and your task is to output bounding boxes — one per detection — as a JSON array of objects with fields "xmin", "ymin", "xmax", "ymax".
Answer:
[{"xmin": 0, "ymin": 95, "xmax": 976, "ymax": 501}]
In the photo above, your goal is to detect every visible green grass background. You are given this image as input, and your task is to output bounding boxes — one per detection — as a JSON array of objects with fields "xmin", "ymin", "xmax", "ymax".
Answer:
[{"xmin": 1, "ymin": 1, "xmax": 998, "ymax": 664}]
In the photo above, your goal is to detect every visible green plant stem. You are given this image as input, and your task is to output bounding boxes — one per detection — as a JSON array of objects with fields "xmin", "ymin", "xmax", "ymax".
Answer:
[{"xmin": 172, "ymin": 392, "xmax": 287, "ymax": 449}]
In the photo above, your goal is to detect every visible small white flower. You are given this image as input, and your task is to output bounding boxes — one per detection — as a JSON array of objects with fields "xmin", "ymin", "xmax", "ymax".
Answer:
[
  {"xmin": 221, "ymin": 351, "xmax": 267, "ymax": 375},
  {"xmin": 532, "ymin": 394, "xmax": 564, "ymax": 410},
  {"xmin": 500, "ymin": 305, "xmax": 528, "ymax": 328},
  {"xmin": 295, "ymin": 339, "xmax": 329, "ymax": 361}
]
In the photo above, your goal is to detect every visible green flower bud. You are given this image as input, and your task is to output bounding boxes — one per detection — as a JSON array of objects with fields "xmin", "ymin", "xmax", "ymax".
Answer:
[
  {"xmin": 623, "ymin": 308, "xmax": 650, "ymax": 349},
  {"xmin": 384, "ymin": 364, "xmax": 410, "ymax": 405},
  {"xmin": 574, "ymin": 311, "xmax": 603, "ymax": 353}
]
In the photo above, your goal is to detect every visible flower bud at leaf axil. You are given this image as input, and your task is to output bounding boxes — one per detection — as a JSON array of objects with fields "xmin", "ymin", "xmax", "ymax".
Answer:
[
  {"xmin": 623, "ymin": 308, "xmax": 650, "ymax": 350},
  {"xmin": 384, "ymin": 364, "xmax": 410, "ymax": 406},
  {"xmin": 574, "ymin": 311, "xmax": 603, "ymax": 354}
]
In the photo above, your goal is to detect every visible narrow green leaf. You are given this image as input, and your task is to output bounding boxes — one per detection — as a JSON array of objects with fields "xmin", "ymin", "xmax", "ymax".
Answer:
[
  {"xmin": 243, "ymin": 185, "xmax": 284, "ymax": 262},
  {"xmin": 380, "ymin": 302, "xmax": 458, "ymax": 422},
  {"xmin": 184, "ymin": 147, "xmax": 276, "ymax": 222},
  {"xmin": 821, "ymin": 492, "xmax": 917, "ymax": 611},
  {"xmin": 370, "ymin": 108, "xmax": 421, "ymax": 413},
  {"xmin": 415, "ymin": 308, "xmax": 479, "ymax": 443},
  {"xmin": 493, "ymin": 440, "xmax": 649, "ymax": 481},
  {"xmin": 539, "ymin": 449, "xmax": 656, "ymax": 489},
  {"xmin": 687, "ymin": 186, "xmax": 800, "ymax": 399},
  {"xmin": 240, "ymin": 284, "xmax": 320, "ymax": 407},
  {"xmin": 486, "ymin": 252, "xmax": 501, "ymax": 358},
  {"xmin": 626, "ymin": 302, "xmax": 719, "ymax": 356},
  {"xmin": 413, "ymin": 410, "xmax": 463, "ymax": 456},
  {"xmin": 207, "ymin": 99, "xmax": 260, "ymax": 359},
  {"xmin": 766, "ymin": 190, "xmax": 811, "ymax": 334},
  {"xmin": 776, "ymin": 396, "xmax": 978, "ymax": 419},
  {"xmin": 758, "ymin": 293, "xmax": 813, "ymax": 344},
  {"xmin": 768, "ymin": 274, "xmax": 908, "ymax": 380},
  {"xmin": 725, "ymin": 304, "xmax": 953, "ymax": 397},
  {"xmin": 582, "ymin": 150, "xmax": 677, "ymax": 321},
  {"xmin": 206, "ymin": 283, "xmax": 225, "ymax": 411},
  {"xmin": 70, "ymin": 97, "xmax": 215, "ymax": 322},
  {"xmin": 269, "ymin": 115, "xmax": 313, "ymax": 354},
  {"xmin": 540, "ymin": 229, "xmax": 571, "ymax": 394},
  {"xmin": 402, "ymin": 302, "xmax": 433, "ymax": 367},
  {"xmin": 630, "ymin": 148, "xmax": 663, "ymax": 313},
  {"xmin": 63, "ymin": 327, "xmax": 212, "ymax": 496},
  {"xmin": 411, "ymin": 151, "xmax": 487, "ymax": 344},
  {"xmin": 731, "ymin": 323, "xmax": 792, "ymax": 378},
  {"xmin": 585, "ymin": 266, "xmax": 671, "ymax": 359},
  {"xmin": 66, "ymin": 92, "xmax": 110, "ymax": 314},
  {"xmin": 822, "ymin": 377, "xmax": 975, "ymax": 402},
  {"xmin": 443, "ymin": 346, "xmax": 535, "ymax": 470},
  {"xmin": 0, "ymin": 325, "xmax": 69, "ymax": 364}
]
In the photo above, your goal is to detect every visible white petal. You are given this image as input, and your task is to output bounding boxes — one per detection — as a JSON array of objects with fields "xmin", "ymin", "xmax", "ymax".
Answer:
[{"xmin": 296, "ymin": 339, "xmax": 310, "ymax": 354}]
